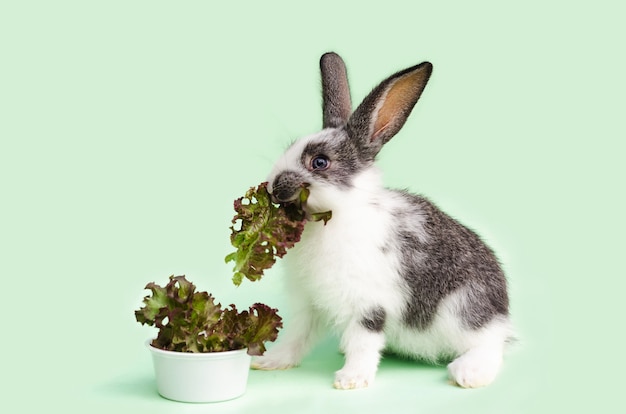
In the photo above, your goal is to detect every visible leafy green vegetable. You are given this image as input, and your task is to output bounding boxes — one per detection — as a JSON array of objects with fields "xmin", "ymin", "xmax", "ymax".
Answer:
[
  {"xmin": 135, "ymin": 275, "xmax": 282, "ymax": 355},
  {"xmin": 225, "ymin": 182, "xmax": 332, "ymax": 286}
]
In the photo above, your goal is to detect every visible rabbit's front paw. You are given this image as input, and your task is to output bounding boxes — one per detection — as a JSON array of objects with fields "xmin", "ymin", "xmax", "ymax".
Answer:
[
  {"xmin": 251, "ymin": 352, "xmax": 299, "ymax": 371},
  {"xmin": 333, "ymin": 368, "xmax": 375, "ymax": 390}
]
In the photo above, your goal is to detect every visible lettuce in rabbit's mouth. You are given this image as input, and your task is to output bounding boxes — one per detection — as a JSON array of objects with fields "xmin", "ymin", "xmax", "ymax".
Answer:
[
  {"xmin": 277, "ymin": 183, "xmax": 333, "ymax": 223},
  {"xmin": 225, "ymin": 182, "xmax": 331, "ymax": 286}
]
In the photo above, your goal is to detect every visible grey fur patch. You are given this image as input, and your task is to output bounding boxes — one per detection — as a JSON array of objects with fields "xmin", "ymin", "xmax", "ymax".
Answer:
[
  {"xmin": 392, "ymin": 191, "xmax": 509, "ymax": 331},
  {"xmin": 379, "ymin": 242, "xmax": 391, "ymax": 254},
  {"xmin": 360, "ymin": 307, "xmax": 386, "ymax": 332}
]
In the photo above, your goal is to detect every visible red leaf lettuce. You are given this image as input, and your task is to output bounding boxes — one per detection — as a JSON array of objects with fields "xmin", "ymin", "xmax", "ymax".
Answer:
[
  {"xmin": 135, "ymin": 275, "xmax": 282, "ymax": 355},
  {"xmin": 225, "ymin": 182, "xmax": 331, "ymax": 286}
]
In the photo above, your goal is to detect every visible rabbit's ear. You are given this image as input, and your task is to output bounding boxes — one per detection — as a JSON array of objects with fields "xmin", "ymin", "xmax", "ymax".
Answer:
[
  {"xmin": 321, "ymin": 52, "xmax": 352, "ymax": 128},
  {"xmin": 347, "ymin": 62, "xmax": 432, "ymax": 160}
]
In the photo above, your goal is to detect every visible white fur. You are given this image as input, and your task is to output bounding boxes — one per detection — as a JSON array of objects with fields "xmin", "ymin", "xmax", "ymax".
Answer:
[
  {"xmin": 254, "ymin": 131, "xmax": 510, "ymax": 389},
  {"xmin": 386, "ymin": 289, "xmax": 512, "ymax": 388}
]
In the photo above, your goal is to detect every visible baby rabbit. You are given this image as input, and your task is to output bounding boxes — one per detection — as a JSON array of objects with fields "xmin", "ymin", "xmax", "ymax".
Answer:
[{"xmin": 252, "ymin": 52, "xmax": 511, "ymax": 389}]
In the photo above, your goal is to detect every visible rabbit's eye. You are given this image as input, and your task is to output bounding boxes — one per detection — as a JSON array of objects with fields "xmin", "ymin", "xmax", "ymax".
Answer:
[{"xmin": 311, "ymin": 155, "xmax": 330, "ymax": 171}]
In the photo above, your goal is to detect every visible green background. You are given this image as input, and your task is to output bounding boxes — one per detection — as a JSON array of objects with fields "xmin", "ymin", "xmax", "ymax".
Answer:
[{"xmin": 1, "ymin": 1, "xmax": 624, "ymax": 413}]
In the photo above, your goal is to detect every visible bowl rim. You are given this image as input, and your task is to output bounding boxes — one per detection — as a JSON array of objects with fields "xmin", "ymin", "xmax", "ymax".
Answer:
[{"xmin": 145, "ymin": 339, "xmax": 250, "ymax": 359}]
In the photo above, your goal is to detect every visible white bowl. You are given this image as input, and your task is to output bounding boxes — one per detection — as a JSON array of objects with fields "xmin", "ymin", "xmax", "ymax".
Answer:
[{"xmin": 147, "ymin": 340, "xmax": 252, "ymax": 403}]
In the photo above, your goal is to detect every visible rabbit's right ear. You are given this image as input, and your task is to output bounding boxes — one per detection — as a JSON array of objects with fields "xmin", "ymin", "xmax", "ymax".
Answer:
[
  {"xmin": 347, "ymin": 61, "xmax": 432, "ymax": 161},
  {"xmin": 320, "ymin": 52, "xmax": 352, "ymax": 128}
]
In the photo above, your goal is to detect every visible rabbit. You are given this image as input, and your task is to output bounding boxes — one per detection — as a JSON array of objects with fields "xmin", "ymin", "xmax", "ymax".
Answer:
[{"xmin": 252, "ymin": 52, "xmax": 512, "ymax": 390}]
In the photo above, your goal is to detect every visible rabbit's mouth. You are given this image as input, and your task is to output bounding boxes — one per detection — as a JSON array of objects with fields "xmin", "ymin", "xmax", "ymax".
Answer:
[
  {"xmin": 267, "ymin": 172, "xmax": 332, "ymax": 221},
  {"xmin": 270, "ymin": 193, "xmax": 298, "ymax": 205},
  {"xmin": 268, "ymin": 171, "xmax": 310, "ymax": 204},
  {"xmin": 273, "ymin": 184, "xmax": 310, "ymax": 208},
  {"xmin": 270, "ymin": 189, "xmax": 306, "ymax": 206},
  {"xmin": 274, "ymin": 185, "xmax": 332, "ymax": 224}
]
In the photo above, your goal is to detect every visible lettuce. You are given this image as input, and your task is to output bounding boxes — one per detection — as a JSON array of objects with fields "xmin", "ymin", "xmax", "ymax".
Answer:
[
  {"xmin": 135, "ymin": 275, "xmax": 282, "ymax": 355},
  {"xmin": 225, "ymin": 182, "xmax": 331, "ymax": 286}
]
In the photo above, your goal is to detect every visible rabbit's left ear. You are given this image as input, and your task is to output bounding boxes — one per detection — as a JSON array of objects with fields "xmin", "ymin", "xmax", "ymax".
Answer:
[
  {"xmin": 321, "ymin": 52, "xmax": 352, "ymax": 128},
  {"xmin": 347, "ymin": 61, "xmax": 432, "ymax": 160}
]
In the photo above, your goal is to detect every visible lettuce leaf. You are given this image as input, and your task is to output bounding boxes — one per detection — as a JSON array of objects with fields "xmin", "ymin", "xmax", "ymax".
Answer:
[
  {"xmin": 135, "ymin": 275, "xmax": 282, "ymax": 355},
  {"xmin": 225, "ymin": 182, "xmax": 331, "ymax": 286}
]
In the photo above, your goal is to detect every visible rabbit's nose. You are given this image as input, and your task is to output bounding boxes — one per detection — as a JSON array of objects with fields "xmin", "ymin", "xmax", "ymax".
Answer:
[{"xmin": 271, "ymin": 170, "xmax": 305, "ymax": 203}]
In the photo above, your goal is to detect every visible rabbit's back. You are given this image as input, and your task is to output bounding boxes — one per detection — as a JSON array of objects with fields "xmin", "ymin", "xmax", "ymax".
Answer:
[{"xmin": 392, "ymin": 191, "xmax": 509, "ymax": 331}]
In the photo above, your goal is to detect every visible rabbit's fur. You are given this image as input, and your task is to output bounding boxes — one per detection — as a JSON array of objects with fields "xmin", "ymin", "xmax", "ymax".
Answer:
[{"xmin": 252, "ymin": 53, "xmax": 511, "ymax": 389}]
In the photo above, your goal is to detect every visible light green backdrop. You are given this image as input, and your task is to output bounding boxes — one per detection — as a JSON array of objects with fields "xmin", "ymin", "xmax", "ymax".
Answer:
[{"xmin": 1, "ymin": 1, "xmax": 624, "ymax": 413}]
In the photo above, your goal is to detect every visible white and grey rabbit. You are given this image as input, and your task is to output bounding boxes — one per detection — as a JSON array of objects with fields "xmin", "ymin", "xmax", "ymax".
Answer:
[{"xmin": 252, "ymin": 52, "xmax": 512, "ymax": 389}]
